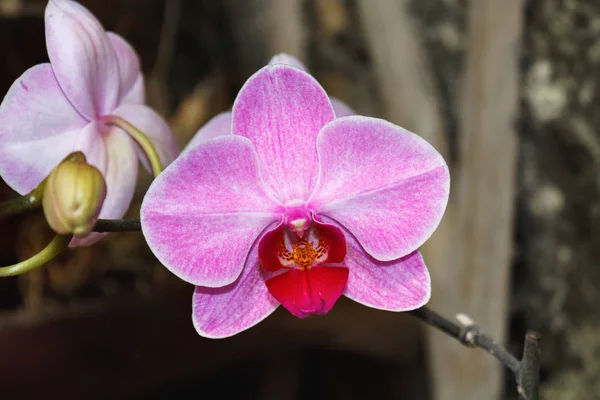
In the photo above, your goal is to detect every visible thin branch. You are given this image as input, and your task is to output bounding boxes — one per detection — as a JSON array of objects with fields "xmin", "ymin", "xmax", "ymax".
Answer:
[
  {"xmin": 409, "ymin": 307, "xmax": 540, "ymax": 399},
  {"xmin": 517, "ymin": 332, "xmax": 541, "ymax": 400},
  {"xmin": 93, "ymin": 219, "xmax": 141, "ymax": 233}
]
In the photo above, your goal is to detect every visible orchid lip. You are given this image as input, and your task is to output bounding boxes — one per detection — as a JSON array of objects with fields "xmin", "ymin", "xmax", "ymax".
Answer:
[{"xmin": 258, "ymin": 220, "xmax": 348, "ymax": 318}]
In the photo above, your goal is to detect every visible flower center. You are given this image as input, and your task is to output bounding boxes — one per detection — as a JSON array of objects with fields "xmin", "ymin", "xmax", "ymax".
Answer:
[
  {"xmin": 258, "ymin": 220, "xmax": 349, "ymax": 319},
  {"xmin": 272, "ymin": 232, "xmax": 329, "ymax": 270},
  {"xmin": 291, "ymin": 239, "xmax": 323, "ymax": 269},
  {"xmin": 283, "ymin": 203, "xmax": 312, "ymax": 238}
]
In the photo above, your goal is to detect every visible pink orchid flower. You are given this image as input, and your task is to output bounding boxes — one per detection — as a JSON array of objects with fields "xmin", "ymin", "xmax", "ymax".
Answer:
[
  {"xmin": 0, "ymin": 0, "xmax": 178, "ymax": 246},
  {"xmin": 141, "ymin": 54, "xmax": 450, "ymax": 338}
]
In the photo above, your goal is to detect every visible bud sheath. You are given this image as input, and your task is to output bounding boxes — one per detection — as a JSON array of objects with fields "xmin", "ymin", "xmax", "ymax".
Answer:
[{"xmin": 42, "ymin": 153, "xmax": 107, "ymax": 236}]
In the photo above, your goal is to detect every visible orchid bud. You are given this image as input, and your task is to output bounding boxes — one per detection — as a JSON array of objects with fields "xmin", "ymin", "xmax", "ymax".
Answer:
[{"xmin": 42, "ymin": 152, "xmax": 107, "ymax": 237}]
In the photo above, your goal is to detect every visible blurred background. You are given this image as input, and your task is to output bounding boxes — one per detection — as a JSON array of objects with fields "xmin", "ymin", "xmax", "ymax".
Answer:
[{"xmin": 0, "ymin": 0, "xmax": 598, "ymax": 399}]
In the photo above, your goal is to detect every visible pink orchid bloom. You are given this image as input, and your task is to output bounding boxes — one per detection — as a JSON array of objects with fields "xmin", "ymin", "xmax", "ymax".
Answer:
[
  {"xmin": 141, "ymin": 54, "xmax": 450, "ymax": 338},
  {"xmin": 0, "ymin": 0, "xmax": 178, "ymax": 246}
]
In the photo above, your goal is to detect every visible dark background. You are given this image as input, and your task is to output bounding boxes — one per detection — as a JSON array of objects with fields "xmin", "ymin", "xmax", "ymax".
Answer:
[{"xmin": 1, "ymin": 0, "xmax": 598, "ymax": 399}]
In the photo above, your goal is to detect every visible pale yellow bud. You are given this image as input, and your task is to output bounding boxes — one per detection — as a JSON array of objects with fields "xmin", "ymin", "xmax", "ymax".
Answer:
[{"xmin": 42, "ymin": 152, "xmax": 107, "ymax": 237}]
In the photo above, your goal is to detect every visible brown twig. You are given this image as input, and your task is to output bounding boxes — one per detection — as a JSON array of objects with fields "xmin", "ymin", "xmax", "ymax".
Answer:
[
  {"xmin": 409, "ymin": 307, "xmax": 540, "ymax": 400},
  {"xmin": 517, "ymin": 332, "xmax": 541, "ymax": 400},
  {"xmin": 93, "ymin": 219, "xmax": 141, "ymax": 233}
]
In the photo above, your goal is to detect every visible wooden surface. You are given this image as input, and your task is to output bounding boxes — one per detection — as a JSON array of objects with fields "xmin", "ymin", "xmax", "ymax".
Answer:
[
  {"xmin": 356, "ymin": 0, "xmax": 447, "ymax": 156},
  {"xmin": 357, "ymin": 0, "xmax": 524, "ymax": 398},
  {"xmin": 428, "ymin": 1, "xmax": 525, "ymax": 399}
]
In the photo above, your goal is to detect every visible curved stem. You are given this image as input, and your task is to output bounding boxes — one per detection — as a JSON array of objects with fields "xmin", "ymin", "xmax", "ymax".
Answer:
[
  {"xmin": 409, "ymin": 307, "xmax": 540, "ymax": 400},
  {"xmin": 0, "ymin": 234, "xmax": 71, "ymax": 277},
  {"xmin": 103, "ymin": 115, "xmax": 163, "ymax": 177},
  {"xmin": 0, "ymin": 183, "xmax": 45, "ymax": 219}
]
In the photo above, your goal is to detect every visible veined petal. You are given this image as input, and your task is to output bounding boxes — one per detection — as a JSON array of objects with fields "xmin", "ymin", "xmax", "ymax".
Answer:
[
  {"xmin": 184, "ymin": 112, "xmax": 232, "ymax": 154},
  {"xmin": 141, "ymin": 135, "xmax": 283, "ymax": 287},
  {"xmin": 309, "ymin": 116, "xmax": 449, "ymax": 261},
  {"xmin": 45, "ymin": 0, "xmax": 120, "ymax": 118},
  {"xmin": 268, "ymin": 54, "xmax": 353, "ymax": 119},
  {"xmin": 96, "ymin": 127, "xmax": 138, "ymax": 221},
  {"xmin": 0, "ymin": 63, "xmax": 86, "ymax": 194},
  {"xmin": 107, "ymin": 32, "xmax": 144, "ymax": 105},
  {"xmin": 342, "ymin": 228, "xmax": 430, "ymax": 311},
  {"xmin": 112, "ymin": 104, "xmax": 179, "ymax": 172},
  {"xmin": 265, "ymin": 266, "xmax": 349, "ymax": 319},
  {"xmin": 232, "ymin": 64, "xmax": 335, "ymax": 204},
  {"xmin": 330, "ymin": 97, "xmax": 354, "ymax": 118},
  {"xmin": 74, "ymin": 122, "xmax": 108, "ymax": 172},
  {"xmin": 268, "ymin": 53, "xmax": 308, "ymax": 71},
  {"xmin": 120, "ymin": 75, "xmax": 144, "ymax": 105},
  {"xmin": 71, "ymin": 124, "xmax": 138, "ymax": 246},
  {"xmin": 193, "ymin": 239, "xmax": 279, "ymax": 338}
]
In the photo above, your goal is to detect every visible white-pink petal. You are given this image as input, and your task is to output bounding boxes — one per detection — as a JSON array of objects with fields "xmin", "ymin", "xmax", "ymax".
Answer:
[
  {"xmin": 232, "ymin": 64, "xmax": 335, "ymax": 204},
  {"xmin": 330, "ymin": 97, "xmax": 355, "ymax": 118},
  {"xmin": 112, "ymin": 103, "xmax": 179, "ymax": 172},
  {"xmin": 184, "ymin": 112, "xmax": 232, "ymax": 154},
  {"xmin": 267, "ymin": 54, "xmax": 354, "ymax": 119},
  {"xmin": 341, "ymin": 227, "xmax": 431, "ymax": 311},
  {"xmin": 71, "ymin": 123, "xmax": 139, "ymax": 247},
  {"xmin": 268, "ymin": 53, "xmax": 308, "ymax": 72},
  {"xmin": 107, "ymin": 32, "xmax": 145, "ymax": 105},
  {"xmin": 309, "ymin": 116, "xmax": 450, "ymax": 261},
  {"xmin": 141, "ymin": 135, "xmax": 283, "ymax": 287},
  {"xmin": 192, "ymin": 240, "xmax": 279, "ymax": 338},
  {"xmin": 0, "ymin": 63, "xmax": 86, "ymax": 194},
  {"xmin": 45, "ymin": 0, "xmax": 120, "ymax": 119}
]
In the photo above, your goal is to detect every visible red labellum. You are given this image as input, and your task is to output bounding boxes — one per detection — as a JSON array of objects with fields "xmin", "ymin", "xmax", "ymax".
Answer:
[
  {"xmin": 258, "ymin": 219, "xmax": 348, "ymax": 317},
  {"xmin": 265, "ymin": 266, "xmax": 349, "ymax": 318}
]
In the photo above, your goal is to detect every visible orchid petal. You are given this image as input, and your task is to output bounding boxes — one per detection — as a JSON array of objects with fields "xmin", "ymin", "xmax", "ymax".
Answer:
[
  {"xmin": 107, "ymin": 32, "xmax": 144, "ymax": 105},
  {"xmin": 268, "ymin": 53, "xmax": 308, "ymax": 71},
  {"xmin": 232, "ymin": 65, "xmax": 335, "ymax": 204},
  {"xmin": 184, "ymin": 112, "xmax": 232, "ymax": 154},
  {"xmin": 342, "ymin": 228, "xmax": 430, "ymax": 311},
  {"xmin": 112, "ymin": 104, "xmax": 179, "ymax": 172},
  {"xmin": 71, "ymin": 122, "xmax": 139, "ymax": 246},
  {"xmin": 45, "ymin": 0, "xmax": 120, "ymax": 118},
  {"xmin": 268, "ymin": 54, "xmax": 354, "ymax": 119},
  {"xmin": 193, "ymin": 240, "xmax": 279, "ymax": 338},
  {"xmin": 330, "ymin": 97, "xmax": 355, "ymax": 117},
  {"xmin": 309, "ymin": 116, "xmax": 449, "ymax": 261},
  {"xmin": 141, "ymin": 135, "xmax": 282, "ymax": 287},
  {"xmin": 0, "ymin": 63, "xmax": 86, "ymax": 194}
]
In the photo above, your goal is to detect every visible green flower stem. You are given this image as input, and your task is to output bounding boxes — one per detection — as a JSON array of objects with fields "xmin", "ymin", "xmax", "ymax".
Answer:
[
  {"xmin": 0, "ymin": 234, "xmax": 71, "ymax": 277},
  {"xmin": 103, "ymin": 115, "xmax": 163, "ymax": 177},
  {"xmin": 0, "ymin": 183, "xmax": 45, "ymax": 219}
]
